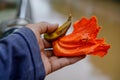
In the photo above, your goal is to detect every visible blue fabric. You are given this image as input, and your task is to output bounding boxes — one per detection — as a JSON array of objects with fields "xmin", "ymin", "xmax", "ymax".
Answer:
[{"xmin": 0, "ymin": 27, "xmax": 45, "ymax": 80}]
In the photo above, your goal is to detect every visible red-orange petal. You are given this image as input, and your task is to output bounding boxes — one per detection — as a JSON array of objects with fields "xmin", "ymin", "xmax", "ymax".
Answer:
[{"xmin": 52, "ymin": 16, "xmax": 110, "ymax": 57}]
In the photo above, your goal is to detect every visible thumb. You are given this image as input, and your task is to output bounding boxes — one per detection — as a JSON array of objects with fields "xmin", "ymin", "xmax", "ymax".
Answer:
[{"xmin": 37, "ymin": 22, "xmax": 58, "ymax": 34}]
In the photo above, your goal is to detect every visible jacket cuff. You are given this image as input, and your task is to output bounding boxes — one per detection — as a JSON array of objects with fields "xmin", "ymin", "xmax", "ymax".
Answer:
[{"xmin": 14, "ymin": 27, "xmax": 45, "ymax": 80}]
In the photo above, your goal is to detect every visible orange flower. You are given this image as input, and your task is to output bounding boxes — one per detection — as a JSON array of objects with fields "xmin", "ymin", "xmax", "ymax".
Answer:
[{"xmin": 52, "ymin": 16, "xmax": 110, "ymax": 57}]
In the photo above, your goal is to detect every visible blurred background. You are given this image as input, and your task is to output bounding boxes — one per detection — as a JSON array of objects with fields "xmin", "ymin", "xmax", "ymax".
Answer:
[{"xmin": 0, "ymin": 0, "xmax": 120, "ymax": 80}]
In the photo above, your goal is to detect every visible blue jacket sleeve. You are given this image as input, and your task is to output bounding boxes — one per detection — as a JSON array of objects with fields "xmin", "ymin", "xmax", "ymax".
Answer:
[{"xmin": 0, "ymin": 27, "xmax": 45, "ymax": 80}]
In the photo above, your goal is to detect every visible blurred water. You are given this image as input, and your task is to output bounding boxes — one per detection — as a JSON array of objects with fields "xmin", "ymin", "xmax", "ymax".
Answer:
[{"xmin": 31, "ymin": 0, "xmax": 120, "ymax": 80}]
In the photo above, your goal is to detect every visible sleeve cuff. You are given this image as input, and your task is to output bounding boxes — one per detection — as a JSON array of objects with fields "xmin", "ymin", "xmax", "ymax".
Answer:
[{"xmin": 14, "ymin": 27, "xmax": 45, "ymax": 80}]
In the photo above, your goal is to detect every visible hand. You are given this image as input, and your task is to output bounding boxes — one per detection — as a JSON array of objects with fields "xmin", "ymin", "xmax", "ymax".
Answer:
[{"xmin": 26, "ymin": 22, "xmax": 86, "ymax": 75}]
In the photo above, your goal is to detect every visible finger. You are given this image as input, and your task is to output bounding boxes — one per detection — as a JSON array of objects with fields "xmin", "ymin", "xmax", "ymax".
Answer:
[
  {"xmin": 67, "ymin": 55, "xmax": 86, "ymax": 64},
  {"xmin": 42, "ymin": 39, "xmax": 52, "ymax": 48},
  {"xmin": 50, "ymin": 56, "xmax": 59, "ymax": 61},
  {"xmin": 37, "ymin": 22, "xmax": 58, "ymax": 34},
  {"xmin": 44, "ymin": 50, "xmax": 54, "ymax": 57},
  {"xmin": 50, "ymin": 55, "xmax": 86, "ymax": 72},
  {"xmin": 57, "ymin": 55, "xmax": 86, "ymax": 67}
]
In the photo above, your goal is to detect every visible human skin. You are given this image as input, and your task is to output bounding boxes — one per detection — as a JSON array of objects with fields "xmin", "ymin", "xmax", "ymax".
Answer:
[{"xmin": 26, "ymin": 22, "xmax": 86, "ymax": 75}]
